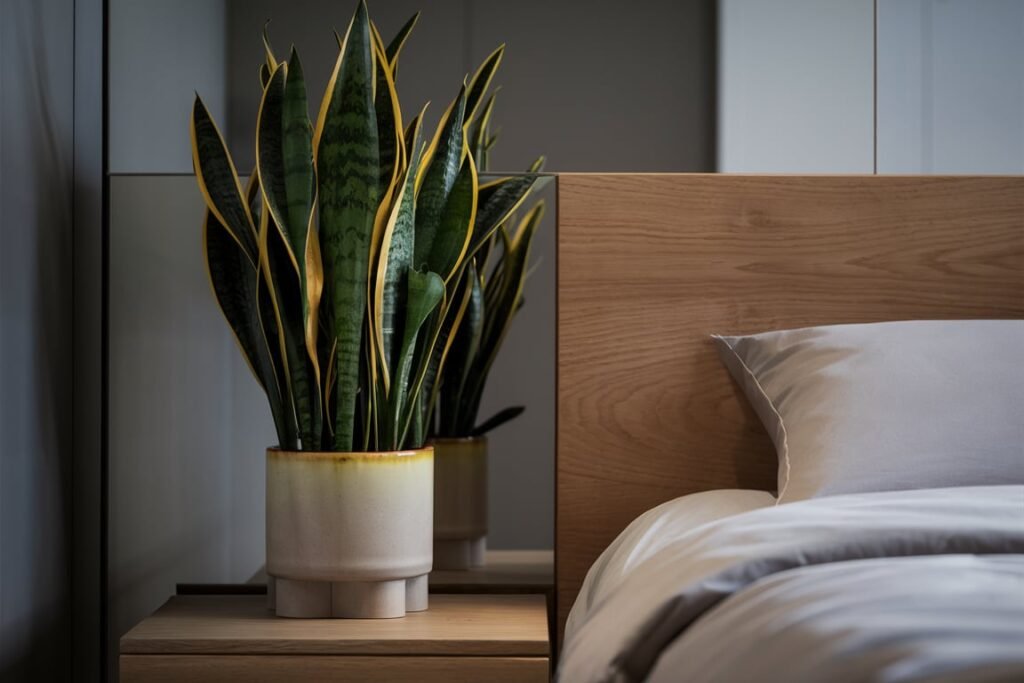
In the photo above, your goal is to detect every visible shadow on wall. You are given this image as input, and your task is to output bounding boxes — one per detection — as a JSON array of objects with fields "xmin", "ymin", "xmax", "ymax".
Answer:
[{"xmin": 0, "ymin": 0, "xmax": 74, "ymax": 681}]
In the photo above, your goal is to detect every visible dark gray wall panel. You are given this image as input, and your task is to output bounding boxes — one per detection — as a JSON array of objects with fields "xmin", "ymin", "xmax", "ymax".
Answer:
[
  {"xmin": 0, "ymin": 0, "xmax": 75, "ymax": 680},
  {"xmin": 227, "ymin": 0, "xmax": 466, "ymax": 170}
]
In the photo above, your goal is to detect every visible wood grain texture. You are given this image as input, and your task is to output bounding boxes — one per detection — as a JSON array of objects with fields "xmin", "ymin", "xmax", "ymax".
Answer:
[
  {"xmin": 555, "ymin": 173, "xmax": 1024, "ymax": 642},
  {"xmin": 120, "ymin": 594, "xmax": 548, "ymax": 657},
  {"xmin": 120, "ymin": 655, "xmax": 549, "ymax": 683}
]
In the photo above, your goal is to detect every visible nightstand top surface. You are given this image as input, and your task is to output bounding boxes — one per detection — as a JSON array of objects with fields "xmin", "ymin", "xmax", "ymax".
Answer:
[
  {"xmin": 430, "ymin": 549, "xmax": 553, "ymax": 593},
  {"xmin": 121, "ymin": 594, "xmax": 549, "ymax": 657}
]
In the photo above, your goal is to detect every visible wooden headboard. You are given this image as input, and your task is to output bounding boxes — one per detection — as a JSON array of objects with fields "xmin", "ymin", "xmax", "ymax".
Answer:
[{"xmin": 555, "ymin": 174, "xmax": 1024, "ymax": 641}]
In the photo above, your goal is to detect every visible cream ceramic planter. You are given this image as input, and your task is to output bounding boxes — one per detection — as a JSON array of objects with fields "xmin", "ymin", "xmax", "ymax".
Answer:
[
  {"xmin": 265, "ymin": 447, "xmax": 433, "ymax": 618},
  {"xmin": 431, "ymin": 437, "xmax": 488, "ymax": 570}
]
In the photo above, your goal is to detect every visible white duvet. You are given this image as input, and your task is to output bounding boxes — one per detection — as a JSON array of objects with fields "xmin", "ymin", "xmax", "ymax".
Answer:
[{"xmin": 559, "ymin": 485, "xmax": 1024, "ymax": 683}]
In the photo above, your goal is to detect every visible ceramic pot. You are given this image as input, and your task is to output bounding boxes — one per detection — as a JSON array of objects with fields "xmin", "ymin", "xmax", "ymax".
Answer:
[
  {"xmin": 265, "ymin": 446, "xmax": 433, "ymax": 618},
  {"xmin": 431, "ymin": 436, "xmax": 487, "ymax": 569}
]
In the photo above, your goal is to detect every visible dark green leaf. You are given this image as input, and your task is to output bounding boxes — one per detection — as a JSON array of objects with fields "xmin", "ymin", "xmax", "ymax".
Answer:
[
  {"xmin": 385, "ymin": 12, "xmax": 419, "ymax": 78},
  {"xmin": 205, "ymin": 211, "xmax": 295, "ymax": 448},
  {"xmin": 472, "ymin": 406, "xmax": 524, "ymax": 436},
  {"xmin": 262, "ymin": 217, "xmax": 321, "ymax": 449},
  {"xmin": 388, "ymin": 269, "xmax": 444, "ymax": 449},
  {"xmin": 379, "ymin": 118, "xmax": 423, "ymax": 380},
  {"xmin": 463, "ymin": 202, "xmax": 543, "ymax": 427},
  {"xmin": 316, "ymin": 0, "xmax": 380, "ymax": 450},
  {"xmin": 469, "ymin": 169, "xmax": 546, "ymax": 259},
  {"xmin": 429, "ymin": 155, "xmax": 476, "ymax": 282},
  {"xmin": 415, "ymin": 87, "xmax": 466, "ymax": 272},
  {"xmin": 192, "ymin": 97, "xmax": 258, "ymax": 263},
  {"xmin": 465, "ymin": 44, "xmax": 504, "ymax": 126},
  {"xmin": 440, "ymin": 262, "xmax": 483, "ymax": 435}
]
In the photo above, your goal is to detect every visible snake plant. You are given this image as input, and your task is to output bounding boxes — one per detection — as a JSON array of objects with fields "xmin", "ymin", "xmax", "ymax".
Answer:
[
  {"xmin": 432, "ymin": 109, "xmax": 546, "ymax": 438},
  {"xmin": 190, "ymin": 1, "xmax": 543, "ymax": 452}
]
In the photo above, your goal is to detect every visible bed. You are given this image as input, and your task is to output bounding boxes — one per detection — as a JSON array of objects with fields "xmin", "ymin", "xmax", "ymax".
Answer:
[{"xmin": 554, "ymin": 174, "xmax": 1024, "ymax": 681}]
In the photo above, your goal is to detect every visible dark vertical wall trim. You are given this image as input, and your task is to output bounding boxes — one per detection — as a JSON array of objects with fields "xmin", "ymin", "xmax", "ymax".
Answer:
[
  {"xmin": 72, "ymin": 0, "xmax": 106, "ymax": 678},
  {"xmin": 101, "ymin": 1, "xmax": 111, "ymax": 679}
]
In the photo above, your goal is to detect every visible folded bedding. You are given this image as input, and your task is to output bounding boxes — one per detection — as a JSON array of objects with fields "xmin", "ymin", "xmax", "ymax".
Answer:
[{"xmin": 559, "ymin": 485, "xmax": 1024, "ymax": 683}]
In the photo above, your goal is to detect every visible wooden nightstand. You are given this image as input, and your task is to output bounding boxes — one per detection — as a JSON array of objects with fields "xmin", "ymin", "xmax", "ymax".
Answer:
[{"xmin": 120, "ymin": 593, "xmax": 549, "ymax": 682}]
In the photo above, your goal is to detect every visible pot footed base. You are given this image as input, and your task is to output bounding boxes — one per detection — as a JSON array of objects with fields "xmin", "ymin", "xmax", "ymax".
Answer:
[
  {"xmin": 269, "ymin": 575, "xmax": 430, "ymax": 618},
  {"xmin": 433, "ymin": 536, "xmax": 486, "ymax": 570}
]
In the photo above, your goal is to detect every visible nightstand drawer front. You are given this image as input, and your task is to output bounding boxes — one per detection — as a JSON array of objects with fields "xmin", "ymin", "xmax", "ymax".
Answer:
[{"xmin": 120, "ymin": 654, "xmax": 548, "ymax": 682}]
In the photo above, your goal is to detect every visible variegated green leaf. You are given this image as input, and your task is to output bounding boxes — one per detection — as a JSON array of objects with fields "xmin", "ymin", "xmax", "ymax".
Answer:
[
  {"xmin": 430, "ymin": 152, "xmax": 477, "ymax": 283},
  {"xmin": 385, "ymin": 12, "xmax": 419, "ymax": 76},
  {"xmin": 413, "ymin": 272, "xmax": 473, "ymax": 444},
  {"xmin": 470, "ymin": 167, "xmax": 547, "ymax": 259},
  {"xmin": 376, "ymin": 114, "xmax": 424, "ymax": 386},
  {"xmin": 257, "ymin": 58, "xmax": 315, "ymax": 269},
  {"xmin": 387, "ymin": 269, "xmax": 444, "ymax": 449},
  {"xmin": 260, "ymin": 209, "xmax": 321, "ymax": 449},
  {"xmin": 468, "ymin": 91, "xmax": 498, "ymax": 170},
  {"xmin": 439, "ymin": 261, "xmax": 483, "ymax": 434},
  {"xmin": 314, "ymin": 0, "xmax": 380, "ymax": 450},
  {"xmin": 462, "ymin": 202, "xmax": 543, "ymax": 425},
  {"xmin": 204, "ymin": 210, "xmax": 295, "ymax": 448},
  {"xmin": 192, "ymin": 97, "xmax": 258, "ymax": 263},
  {"xmin": 415, "ymin": 87, "xmax": 466, "ymax": 271},
  {"xmin": 370, "ymin": 23, "xmax": 403, "ymax": 194},
  {"xmin": 465, "ymin": 45, "xmax": 504, "ymax": 126}
]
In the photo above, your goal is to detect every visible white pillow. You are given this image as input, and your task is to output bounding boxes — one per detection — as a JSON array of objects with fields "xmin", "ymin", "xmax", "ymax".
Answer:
[{"xmin": 714, "ymin": 320, "xmax": 1024, "ymax": 503}]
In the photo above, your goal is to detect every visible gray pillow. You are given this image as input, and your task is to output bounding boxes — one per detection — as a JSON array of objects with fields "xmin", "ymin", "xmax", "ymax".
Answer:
[{"xmin": 713, "ymin": 320, "xmax": 1024, "ymax": 503}]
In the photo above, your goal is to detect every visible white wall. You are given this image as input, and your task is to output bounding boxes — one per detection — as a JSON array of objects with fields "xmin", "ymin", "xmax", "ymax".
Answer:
[
  {"xmin": 718, "ymin": 0, "xmax": 875, "ymax": 172},
  {"xmin": 878, "ymin": 0, "xmax": 1024, "ymax": 173}
]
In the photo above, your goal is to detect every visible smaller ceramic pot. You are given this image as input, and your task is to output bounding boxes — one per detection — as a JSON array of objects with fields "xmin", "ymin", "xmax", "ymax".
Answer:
[
  {"xmin": 265, "ymin": 446, "xmax": 433, "ymax": 618},
  {"xmin": 432, "ymin": 436, "xmax": 487, "ymax": 570}
]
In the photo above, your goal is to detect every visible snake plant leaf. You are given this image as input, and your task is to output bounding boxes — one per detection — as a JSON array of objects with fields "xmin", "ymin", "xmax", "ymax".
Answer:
[
  {"xmin": 256, "ymin": 52, "xmax": 320, "ymax": 311},
  {"xmin": 260, "ymin": 207, "xmax": 322, "ymax": 449},
  {"xmin": 281, "ymin": 51, "xmax": 316, "ymax": 255},
  {"xmin": 472, "ymin": 406, "xmax": 525, "ymax": 437},
  {"xmin": 386, "ymin": 269, "xmax": 444, "ymax": 449},
  {"xmin": 257, "ymin": 59, "xmax": 312, "ymax": 271},
  {"xmin": 468, "ymin": 90, "xmax": 498, "ymax": 168},
  {"xmin": 204, "ymin": 210, "xmax": 295, "ymax": 447},
  {"xmin": 465, "ymin": 44, "xmax": 504, "ymax": 127},
  {"xmin": 370, "ymin": 22, "xmax": 403, "ymax": 192},
  {"xmin": 415, "ymin": 86, "xmax": 465, "ymax": 271},
  {"xmin": 440, "ymin": 261, "xmax": 483, "ymax": 434},
  {"xmin": 245, "ymin": 172, "xmax": 262, "ymax": 225},
  {"xmin": 191, "ymin": 96, "xmax": 258, "ymax": 264},
  {"xmin": 385, "ymin": 12, "xmax": 419, "ymax": 77},
  {"xmin": 374, "ymin": 113, "xmax": 423, "ymax": 392},
  {"xmin": 259, "ymin": 63, "xmax": 271, "ymax": 89},
  {"xmin": 469, "ymin": 165, "xmax": 547, "ymax": 260},
  {"xmin": 262, "ymin": 22, "xmax": 278, "ymax": 72},
  {"xmin": 415, "ymin": 272, "xmax": 473, "ymax": 442},
  {"xmin": 258, "ymin": 261, "xmax": 298, "ymax": 450},
  {"xmin": 314, "ymin": 0, "xmax": 380, "ymax": 450},
  {"xmin": 363, "ymin": 26, "xmax": 404, "ymax": 411},
  {"xmin": 431, "ymin": 151, "xmax": 478, "ymax": 283},
  {"xmin": 462, "ymin": 202, "xmax": 543, "ymax": 427}
]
